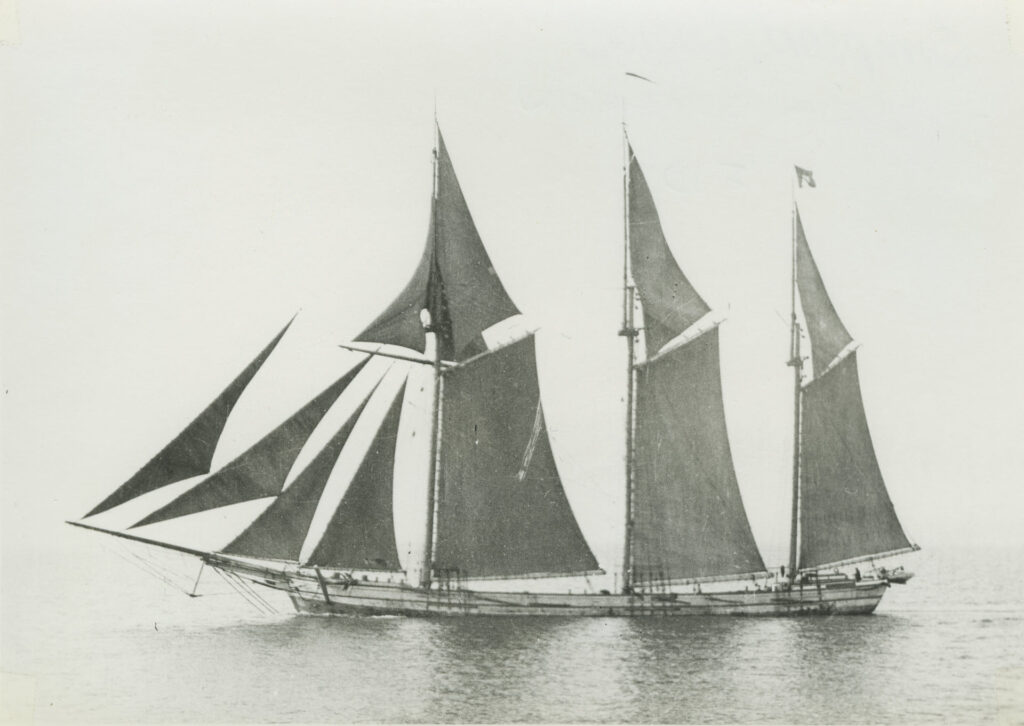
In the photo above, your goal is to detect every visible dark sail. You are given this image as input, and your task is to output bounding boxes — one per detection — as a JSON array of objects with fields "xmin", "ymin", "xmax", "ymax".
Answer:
[
  {"xmin": 133, "ymin": 360, "xmax": 368, "ymax": 528},
  {"xmin": 795, "ymin": 207, "xmax": 853, "ymax": 377},
  {"xmin": 799, "ymin": 353, "xmax": 913, "ymax": 569},
  {"xmin": 305, "ymin": 385, "xmax": 406, "ymax": 571},
  {"xmin": 434, "ymin": 336, "xmax": 598, "ymax": 578},
  {"xmin": 357, "ymin": 130, "xmax": 520, "ymax": 361},
  {"xmin": 632, "ymin": 329, "xmax": 766, "ymax": 581},
  {"xmin": 628, "ymin": 147, "xmax": 710, "ymax": 356},
  {"xmin": 220, "ymin": 393, "xmax": 374, "ymax": 561},
  {"xmin": 85, "ymin": 319, "xmax": 293, "ymax": 518}
]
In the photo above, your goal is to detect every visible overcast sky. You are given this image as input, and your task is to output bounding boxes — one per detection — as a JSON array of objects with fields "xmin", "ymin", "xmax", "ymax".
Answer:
[{"xmin": 2, "ymin": 0, "xmax": 1023, "ymax": 574}]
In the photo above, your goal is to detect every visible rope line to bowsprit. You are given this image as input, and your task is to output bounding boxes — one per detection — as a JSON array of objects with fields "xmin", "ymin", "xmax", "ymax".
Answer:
[
  {"xmin": 104, "ymin": 540, "xmax": 200, "ymax": 597},
  {"xmin": 211, "ymin": 566, "xmax": 279, "ymax": 615}
]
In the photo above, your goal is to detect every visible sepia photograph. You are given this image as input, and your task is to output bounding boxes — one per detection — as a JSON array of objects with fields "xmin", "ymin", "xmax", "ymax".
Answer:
[{"xmin": 2, "ymin": 0, "xmax": 1022, "ymax": 722}]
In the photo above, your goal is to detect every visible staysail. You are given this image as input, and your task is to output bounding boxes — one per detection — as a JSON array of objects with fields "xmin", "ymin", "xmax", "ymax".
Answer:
[
  {"xmin": 219, "ymin": 391, "xmax": 375, "ymax": 561},
  {"xmin": 84, "ymin": 319, "xmax": 293, "ymax": 518},
  {"xmin": 627, "ymin": 145, "xmax": 766, "ymax": 583},
  {"xmin": 794, "ymin": 203, "xmax": 915, "ymax": 570},
  {"xmin": 304, "ymin": 385, "xmax": 406, "ymax": 571}
]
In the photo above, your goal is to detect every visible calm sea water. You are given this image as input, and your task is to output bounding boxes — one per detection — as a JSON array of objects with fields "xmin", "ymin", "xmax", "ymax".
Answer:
[{"xmin": 3, "ymin": 534, "xmax": 1023, "ymax": 723}]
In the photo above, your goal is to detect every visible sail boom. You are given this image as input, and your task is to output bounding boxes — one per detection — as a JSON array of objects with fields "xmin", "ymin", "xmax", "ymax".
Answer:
[
  {"xmin": 632, "ymin": 569, "xmax": 772, "ymax": 587},
  {"xmin": 799, "ymin": 545, "xmax": 921, "ymax": 573},
  {"xmin": 448, "ymin": 568, "xmax": 607, "ymax": 582}
]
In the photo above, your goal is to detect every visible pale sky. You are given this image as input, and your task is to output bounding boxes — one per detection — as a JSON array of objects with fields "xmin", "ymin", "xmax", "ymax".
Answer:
[{"xmin": 2, "ymin": 0, "xmax": 1023, "ymax": 577}]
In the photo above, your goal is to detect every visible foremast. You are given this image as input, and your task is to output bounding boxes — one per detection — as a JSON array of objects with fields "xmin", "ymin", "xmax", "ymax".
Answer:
[{"xmin": 420, "ymin": 129, "xmax": 443, "ymax": 590}]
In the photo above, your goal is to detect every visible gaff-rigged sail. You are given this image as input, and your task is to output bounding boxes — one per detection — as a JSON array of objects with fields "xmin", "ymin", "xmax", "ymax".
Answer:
[
  {"xmin": 626, "ymin": 145, "xmax": 766, "ymax": 583},
  {"xmin": 435, "ymin": 335, "xmax": 599, "ymax": 579},
  {"xmin": 84, "ymin": 319, "xmax": 293, "ymax": 518},
  {"xmin": 794, "ymin": 204, "xmax": 915, "ymax": 570},
  {"xmin": 799, "ymin": 354, "xmax": 913, "ymax": 569},
  {"xmin": 633, "ymin": 329, "xmax": 766, "ymax": 582},
  {"xmin": 356, "ymin": 131, "xmax": 520, "ymax": 361}
]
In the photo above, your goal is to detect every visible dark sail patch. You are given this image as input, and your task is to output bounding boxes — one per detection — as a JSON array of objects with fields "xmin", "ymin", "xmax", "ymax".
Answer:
[
  {"xmin": 132, "ymin": 360, "xmax": 368, "ymax": 528},
  {"xmin": 85, "ymin": 318, "xmax": 294, "ymax": 518}
]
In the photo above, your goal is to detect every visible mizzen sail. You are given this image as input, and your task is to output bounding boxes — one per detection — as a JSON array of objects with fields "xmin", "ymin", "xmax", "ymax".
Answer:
[
  {"xmin": 795, "ymin": 208, "xmax": 853, "ymax": 377},
  {"xmin": 794, "ymin": 203, "xmax": 915, "ymax": 569},
  {"xmin": 799, "ymin": 354, "xmax": 913, "ymax": 569}
]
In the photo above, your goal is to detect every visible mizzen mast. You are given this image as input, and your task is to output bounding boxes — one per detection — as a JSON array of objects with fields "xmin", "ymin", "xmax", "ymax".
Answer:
[{"xmin": 786, "ymin": 177, "xmax": 803, "ymax": 586}]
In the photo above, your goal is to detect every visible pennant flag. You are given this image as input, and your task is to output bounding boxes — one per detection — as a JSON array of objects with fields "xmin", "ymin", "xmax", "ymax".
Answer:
[
  {"xmin": 625, "ymin": 72, "xmax": 655, "ymax": 84},
  {"xmin": 795, "ymin": 166, "xmax": 816, "ymax": 188}
]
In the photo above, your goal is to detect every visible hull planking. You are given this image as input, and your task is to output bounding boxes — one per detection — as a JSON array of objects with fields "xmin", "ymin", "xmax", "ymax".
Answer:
[{"xmin": 223, "ymin": 560, "xmax": 889, "ymax": 617}]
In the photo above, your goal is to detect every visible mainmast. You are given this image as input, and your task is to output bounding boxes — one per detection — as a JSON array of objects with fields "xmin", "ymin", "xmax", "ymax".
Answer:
[
  {"xmin": 786, "ymin": 188, "xmax": 802, "ymax": 585},
  {"xmin": 619, "ymin": 127, "xmax": 638, "ymax": 592},
  {"xmin": 420, "ymin": 127, "xmax": 443, "ymax": 590}
]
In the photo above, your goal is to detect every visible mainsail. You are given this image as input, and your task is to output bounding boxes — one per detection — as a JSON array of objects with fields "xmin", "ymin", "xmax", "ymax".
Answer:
[
  {"xmin": 793, "ymin": 203, "xmax": 915, "ymax": 570},
  {"xmin": 626, "ymin": 144, "xmax": 766, "ymax": 584}
]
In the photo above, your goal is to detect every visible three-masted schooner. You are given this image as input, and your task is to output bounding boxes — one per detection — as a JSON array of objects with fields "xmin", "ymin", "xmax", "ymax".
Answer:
[{"xmin": 70, "ymin": 126, "xmax": 918, "ymax": 616}]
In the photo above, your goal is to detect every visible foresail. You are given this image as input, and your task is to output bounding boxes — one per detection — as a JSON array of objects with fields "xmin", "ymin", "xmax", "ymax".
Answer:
[
  {"xmin": 132, "ymin": 360, "xmax": 368, "ymax": 528},
  {"xmin": 628, "ymin": 147, "xmax": 710, "ymax": 356},
  {"xmin": 356, "ymin": 130, "xmax": 520, "ymax": 361},
  {"xmin": 799, "ymin": 353, "xmax": 912, "ymax": 569},
  {"xmin": 84, "ymin": 319, "xmax": 293, "ymax": 518},
  {"xmin": 435, "ymin": 335, "xmax": 599, "ymax": 579},
  {"xmin": 633, "ymin": 328, "xmax": 767, "ymax": 582},
  {"xmin": 795, "ymin": 207, "xmax": 854, "ymax": 377}
]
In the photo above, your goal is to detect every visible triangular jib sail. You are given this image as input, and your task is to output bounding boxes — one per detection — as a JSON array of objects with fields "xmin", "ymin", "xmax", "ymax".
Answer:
[
  {"xmin": 84, "ymin": 319, "xmax": 293, "ymax": 518},
  {"xmin": 793, "ymin": 195, "xmax": 916, "ymax": 571}
]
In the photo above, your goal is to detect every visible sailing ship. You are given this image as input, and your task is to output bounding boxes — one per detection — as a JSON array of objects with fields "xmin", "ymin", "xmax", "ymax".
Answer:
[{"xmin": 69, "ymin": 126, "xmax": 918, "ymax": 616}]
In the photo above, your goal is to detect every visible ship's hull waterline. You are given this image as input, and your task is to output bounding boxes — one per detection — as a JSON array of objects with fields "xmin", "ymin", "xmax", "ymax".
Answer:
[{"xmin": 228, "ymin": 564, "xmax": 889, "ymax": 617}]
